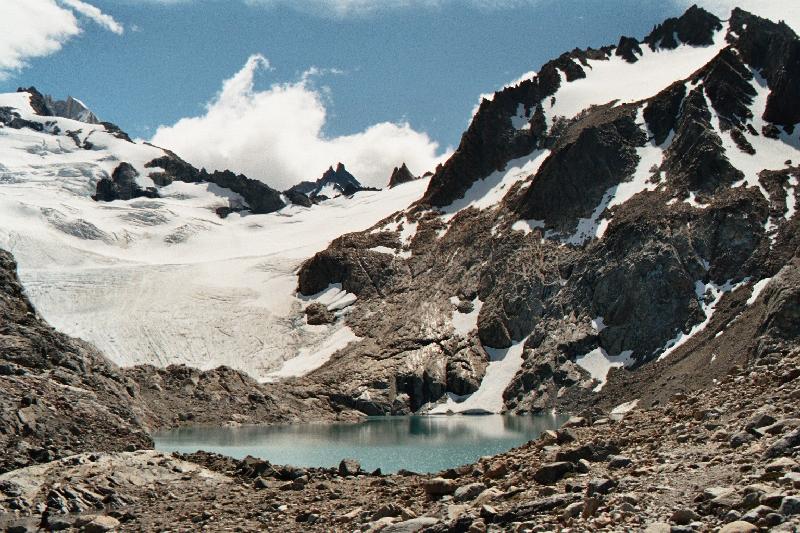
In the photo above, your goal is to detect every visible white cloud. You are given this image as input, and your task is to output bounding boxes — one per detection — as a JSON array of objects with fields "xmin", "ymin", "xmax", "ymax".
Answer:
[
  {"xmin": 60, "ymin": 0, "xmax": 125, "ymax": 35},
  {"xmin": 0, "ymin": 0, "xmax": 123, "ymax": 79},
  {"xmin": 151, "ymin": 54, "xmax": 449, "ymax": 190},
  {"xmin": 677, "ymin": 0, "xmax": 799, "ymax": 33}
]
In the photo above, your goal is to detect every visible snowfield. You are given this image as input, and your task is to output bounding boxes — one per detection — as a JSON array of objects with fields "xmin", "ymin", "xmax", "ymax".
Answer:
[{"xmin": 0, "ymin": 91, "xmax": 429, "ymax": 381}]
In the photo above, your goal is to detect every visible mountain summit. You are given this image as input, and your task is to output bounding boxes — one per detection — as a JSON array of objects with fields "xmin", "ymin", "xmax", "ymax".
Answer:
[{"xmin": 285, "ymin": 162, "xmax": 379, "ymax": 205}]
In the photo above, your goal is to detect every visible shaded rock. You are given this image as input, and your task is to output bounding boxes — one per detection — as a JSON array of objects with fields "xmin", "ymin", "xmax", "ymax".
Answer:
[
  {"xmin": 93, "ymin": 163, "xmax": 159, "ymax": 203},
  {"xmin": 388, "ymin": 163, "xmax": 418, "ymax": 188},
  {"xmin": 339, "ymin": 458, "xmax": 361, "ymax": 477},
  {"xmin": 423, "ymin": 478, "xmax": 456, "ymax": 497},
  {"xmin": 533, "ymin": 462, "xmax": 573, "ymax": 484},
  {"xmin": 305, "ymin": 303, "xmax": 335, "ymax": 325}
]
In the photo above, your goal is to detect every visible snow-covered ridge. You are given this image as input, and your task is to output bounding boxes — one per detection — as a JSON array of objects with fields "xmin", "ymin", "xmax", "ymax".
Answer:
[{"xmin": 0, "ymin": 90, "xmax": 430, "ymax": 381}]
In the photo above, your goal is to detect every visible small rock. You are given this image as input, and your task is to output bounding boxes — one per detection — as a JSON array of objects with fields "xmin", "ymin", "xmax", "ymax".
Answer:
[
  {"xmin": 720, "ymin": 521, "xmax": 758, "ymax": 533},
  {"xmin": 453, "ymin": 482, "xmax": 485, "ymax": 503},
  {"xmin": 484, "ymin": 461, "xmax": 508, "ymax": 479},
  {"xmin": 562, "ymin": 501, "xmax": 583, "ymax": 518},
  {"xmin": 608, "ymin": 455, "xmax": 632, "ymax": 469},
  {"xmin": 423, "ymin": 477, "xmax": 456, "ymax": 497},
  {"xmin": 643, "ymin": 522, "xmax": 672, "ymax": 533},
  {"xmin": 730, "ymin": 432, "xmax": 755, "ymax": 448},
  {"xmin": 766, "ymin": 457, "xmax": 797, "ymax": 473},
  {"xmin": 533, "ymin": 461, "xmax": 573, "ymax": 484},
  {"xmin": 563, "ymin": 416, "xmax": 588, "ymax": 428},
  {"xmin": 670, "ymin": 508, "xmax": 700, "ymax": 525},
  {"xmin": 82, "ymin": 515, "xmax": 121, "ymax": 533},
  {"xmin": 779, "ymin": 496, "xmax": 800, "ymax": 516},
  {"xmin": 338, "ymin": 458, "xmax": 361, "ymax": 477},
  {"xmin": 586, "ymin": 477, "xmax": 616, "ymax": 496},
  {"xmin": 381, "ymin": 517, "xmax": 439, "ymax": 533}
]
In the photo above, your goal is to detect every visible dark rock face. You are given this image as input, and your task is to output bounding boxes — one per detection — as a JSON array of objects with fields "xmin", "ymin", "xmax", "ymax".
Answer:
[
  {"xmin": 284, "ymin": 189, "xmax": 313, "ymax": 208},
  {"xmin": 662, "ymin": 88, "xmax": 742, "ymax": 195},
  {"xmin": 0, "ymin": 250, "xmax": 152, "ymax": 474},
  {"xmin": 0, "ymin": 107, "xmax": 45, "ymax": 132},
  {"xmin": 615, "ymin": 36, "xmax": 643, "ymax": 63},
  {"xmin": 16, "ymin": 87, "xmax": 52, "ymax": 116},
  {"xmin": 643, "ymin": 82, "xmax": 687, "ymax": 145},
  {"xmin": 388, "ymin": 163, "xmax": 418, "ymax": 188},
  {"xmin": 100, "ymin": 121, "xmax": 133, "ymax": 142},
  {"xmin": 210, "ymin": 170, "xmax": 285, "ymax": 214},
  {"xmin": 145, "ymin": 153, "xmax": 285, "ymax": 215},
  {"xmin": 695, "ymin": 49, "xmax": 756, "ymax": 131},
  {"xmin": 728, "ymin": 8, "xmax": 800, "ymax": 126},
  {"xmin": 513, "ymin": 105, "xmax": 645, "ymax": 236},
  {"xmin": 93, "ymin": 163, "xmax": 159, "ymax": 202},
  {"xmin": 43, "ymin": 95, "xmax": 100, "ymax": 124},
  {"xmin": 643, "ymin": 5, "xmax": 722, "ymax": 50}
]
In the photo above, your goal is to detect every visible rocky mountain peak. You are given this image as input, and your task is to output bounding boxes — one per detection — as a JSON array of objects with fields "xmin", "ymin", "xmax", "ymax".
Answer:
[
  {"xmin": 388, "ymin": 163, "xmax": 418, "ymax": 188},
  {"xmin": 643, "ymin": 4, "xmax": 721, "ymax": 50},
  {"xmin": 44, "ymin": 95, "xmax": 100, "ymax": 124},
  {"xmin": 285, "ymin": 162, "xmax": 378, "ymax": 205}
]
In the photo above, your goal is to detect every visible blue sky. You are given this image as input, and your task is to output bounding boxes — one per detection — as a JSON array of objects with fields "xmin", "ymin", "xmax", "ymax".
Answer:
[
  {"xmin": 2, "ymin": 0, "xmax": 796, "ymax": 187},
  {"xmin": 4, "ymin": 0, "xmax": 679, "ymax": 144}
]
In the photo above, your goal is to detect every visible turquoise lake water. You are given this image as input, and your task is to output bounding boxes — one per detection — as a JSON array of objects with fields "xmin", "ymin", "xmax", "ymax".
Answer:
[{"xmin": 153, "ymin": 414, "xmax": 566, "ymax": 474}]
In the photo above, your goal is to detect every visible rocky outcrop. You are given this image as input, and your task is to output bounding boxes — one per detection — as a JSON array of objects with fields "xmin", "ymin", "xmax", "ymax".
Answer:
[
  {"xmin": 642, "ymin": 4, "xmax": 722, "ymax": 49},
  {"xmin": 145, "ymin": 153, "xmax": 285, "ymax": 214},
  {"xmin": 93, "ymin": 163, "xmax": 160, "ymax": 202},
  {"xmin": 16, "ymin": 86, "xmax": 52, "ymax": 116},
  {"xmin": 388, "ymin": 163, "xmax": 418, "ymax": 188},
  {"xmin": 123, "ymin": 364, "xmax": 338, "ymax": 429},
  {"xmin": 0, "ymin": 250, "xmax": 152, "ymax": 474},
  {"xmin": 728, "ymin": 8, "xmax": 800, "ymax": 126},
  {"xmin": 512, "ymin": 104, "xmax": 645, "ymax": 235}
]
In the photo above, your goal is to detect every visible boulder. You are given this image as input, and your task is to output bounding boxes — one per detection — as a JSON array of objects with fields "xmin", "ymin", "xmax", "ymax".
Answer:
[
  {"xmin": 423, "ymin": 477, "xmax": 456, "ymax": 497},
  {"xmin": 338, "ymin": 458, "xmax": 361, "ymax": 477},
  {"xmin": 533, "ymin": 462, "xmax": 573, "ymax": 484}
]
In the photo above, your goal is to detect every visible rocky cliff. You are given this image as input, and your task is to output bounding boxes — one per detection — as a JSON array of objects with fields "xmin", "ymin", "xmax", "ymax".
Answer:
[{"xmin": 0, "ymin": 250, "xmax": 152, "ymax": 474}]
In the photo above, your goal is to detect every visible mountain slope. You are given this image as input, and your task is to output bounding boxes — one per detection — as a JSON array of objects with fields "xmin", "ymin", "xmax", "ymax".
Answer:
[{"xmin": 293, "ymin": 7, "xmax": 800, "ymax": 417}]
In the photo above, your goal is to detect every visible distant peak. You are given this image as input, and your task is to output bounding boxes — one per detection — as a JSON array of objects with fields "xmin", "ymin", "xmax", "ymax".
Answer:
[{"xmin": 388, "ymin": 162, "xmax": 418, "ymax": 188}]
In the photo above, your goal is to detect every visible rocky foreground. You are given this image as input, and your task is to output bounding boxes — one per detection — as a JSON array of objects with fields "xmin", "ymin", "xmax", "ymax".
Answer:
[{"xmin": 2, "ymin": 344, "xmax": 799, "ymax": 532}]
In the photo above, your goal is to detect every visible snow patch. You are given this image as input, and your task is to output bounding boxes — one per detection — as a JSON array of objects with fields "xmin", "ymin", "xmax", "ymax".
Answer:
[
  {"xmin": 429, "ymin": 341, "xmax": 526, "ymax": 414},
  {"xmin": 511, "ymin": 219, "xmax": 544, "ymax": 235},
  {"xmin": 266, "ymin": 326, "xmax": 360, "ymax": 379},
  {"xmin": 443, "ymin": 150, "xmax": 550, "ymax": 217},
  {"xmin": 591, "ymin": 316, "xmax": 606, "ymax": 332},
  {"xmin": 511, "ymin": 103, "xmax": 531, "ymax": 130},
  {"xmin": 716, "ymin": 72, "xmax": 799, "ymax": 197},
  {"xmin": 450, "ymin": 296, "xmax": 483, "ymax": 336},
  {"xmin": 746, "ymin": 277, "xmax": 772, "ymax": 306},
  {"xmin": 546, "ymin": 24, "xmax": 728, "ymax": 122},
  {"xmin": 575, "ymin": 348, "xmax": 633, "ymax": 392},
  {"xmin": 658, "ymin": 279, "xmax": 748, "ymax": 361}
]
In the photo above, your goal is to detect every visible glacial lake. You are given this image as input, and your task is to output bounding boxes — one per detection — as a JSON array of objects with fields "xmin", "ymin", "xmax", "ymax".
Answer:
[{"xmin": 153, "ymin": 414, "xmax": 567, "ymax": 474}]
